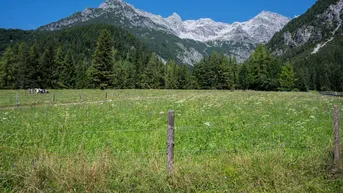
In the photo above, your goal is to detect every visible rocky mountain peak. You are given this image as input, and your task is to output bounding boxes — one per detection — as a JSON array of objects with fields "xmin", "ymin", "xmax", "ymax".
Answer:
[
  {"xmin": 166, "ymin": 13, "xmax": 182, "ymax": 24},
  {"xmin": 40, "ymin": 0, "xmax": 292, "ymax": 65},
  {"xmin": 251, "ymin": 10, "xmax": 290, "ymax": 23},
  {"xmin": 99, "ymin": 0, "xmax": 125, "ymax": 9}
]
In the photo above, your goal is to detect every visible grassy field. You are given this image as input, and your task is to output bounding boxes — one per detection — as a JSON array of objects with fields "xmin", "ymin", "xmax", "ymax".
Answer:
[{"xmin": 0, "ymin": 90, "xmax": 343, "ymax": 192}]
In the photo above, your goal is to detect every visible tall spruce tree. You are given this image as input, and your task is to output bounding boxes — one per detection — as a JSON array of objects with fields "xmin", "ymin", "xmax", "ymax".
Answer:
[
  {"xmin": 278, "ymin": 62, "xmax": 297, "ymax": 91},
  {"xmin": 230, "ymin": 56, "xmax": 239, "ymax": 89},
  {"xmin": 17, "ymin": 43, "xmax": 30, "ymax": 89},
  {"xmin": 40, "ymin": 45, "xmax": 58, "ymax": 88},
  {"xmin": 217, "ymin": 54, "xmax": 232, "ymax": 90},
  {"xmin": 27, "ymin": 45, "xmax": 41, "ymax": 88},
  {"xmin": 165, "ymin": 60, "xmax": 179, "ymax": 89},
  {"xmin": 76, "ymin": 58, "xmax": 90, "ymax": 89},
  {"xmin": 238, "ymin": 63, "xmax": 249, "ymax": 90},
  {"xmin": 295, "ymin": 68, "xmax": 309, "ymax": 92},
  {"xmin": 0, "ymin": 47, "xmax": 17, "ymax": 89},
  {"xmin": 87, "ymin": 29, "xmax": 114, "ymax": 89},
  {"xmin": 55, "ymin": 46, "xmax": 64, "ymax": 69},
  {"xmin": 59, "ymin": 50, "xmax": 76, "ymax": 88},
  {"xmin": 247, "ymin": 44, "xmax": 280, "ymax": 91},
  {"xmin": 194, "ymin": 52, "xmax": 232, "ymax": 90},
  {"xmin": 141, "ymin": 53, "xmax": 162, "ymax": 89},
  {"xmin": 178, "ymin": 64, "xmax": 192, "ymax": 89}
]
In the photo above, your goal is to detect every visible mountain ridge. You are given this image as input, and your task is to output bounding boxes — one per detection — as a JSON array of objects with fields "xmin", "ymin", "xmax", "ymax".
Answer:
[
  {"xmin": 42, "ymin": 0, "xmax": 290, "ymax": 44},
  {"xmin": 39, "ymin": 0, "xmax": 291, "ymax": 65},
  {"xmin": 267, "ymin": 0, "xmax": 343, "ymax": 91}
]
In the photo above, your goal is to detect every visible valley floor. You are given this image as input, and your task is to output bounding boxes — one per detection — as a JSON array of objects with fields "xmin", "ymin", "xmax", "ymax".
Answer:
[{"xmin": 0, "ymin": 90, "xmax": 343, "ymax": 192}]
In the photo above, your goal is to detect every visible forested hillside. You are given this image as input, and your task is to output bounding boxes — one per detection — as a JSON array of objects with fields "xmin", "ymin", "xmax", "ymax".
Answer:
[
  {"xmin": 0, "ymin": 24, "xmax": 154, "ymax": 89},
  {"xmin": 0, "ymin": 21, "xmax": 299, "ymax": 91},
  {"xmin": 268, "ymin": 0, "xmax": 343, "ymax": 91}
]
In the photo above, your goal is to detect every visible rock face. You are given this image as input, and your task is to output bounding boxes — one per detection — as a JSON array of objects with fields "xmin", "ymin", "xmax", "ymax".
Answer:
[
  {"xmin": 270, "ymin": 0, "xmax": 343, "ymax": 56},
  {"xmin": 40, "ymin": 0, "xmax": 290, "ymax": 65}
]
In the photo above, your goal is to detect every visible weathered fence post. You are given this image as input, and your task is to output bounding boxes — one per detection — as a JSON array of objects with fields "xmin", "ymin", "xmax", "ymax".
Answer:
[
  {"xmin": 105, "ymin": 92, "xmax": 108, "ymax": 101},
  {"xmin": 15, "ymin": 91, "xmax": 19, "ymax": 107},
  {"xmin": 334, "ymin": 105, "xmax": 342, "ymax": 171},
  {"xmin": 167, "ymin": 110, "xmax": 175, "ymax": 174},
  {"xmin": 80, "ymin": 91, "xmax": 83, "ymax": 103}
]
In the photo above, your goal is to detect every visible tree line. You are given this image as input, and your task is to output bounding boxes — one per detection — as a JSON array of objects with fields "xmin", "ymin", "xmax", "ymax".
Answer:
[
  {"xmin": 0, "ymin": 28, "xmax": 300, "ymax": 91},
  {"xmin": 0, "ymin": 28, "xmax": 191, "ymax": 90}
]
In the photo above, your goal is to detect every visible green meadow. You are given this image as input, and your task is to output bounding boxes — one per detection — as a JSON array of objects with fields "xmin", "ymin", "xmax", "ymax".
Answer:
[{"xmin": 0, "ymin": 90, "xmax": 343, "ymax": 192}]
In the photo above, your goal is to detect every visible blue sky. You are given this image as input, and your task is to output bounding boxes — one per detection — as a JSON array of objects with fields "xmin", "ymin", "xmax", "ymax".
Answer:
[{"xmin": 0, "ymin": 0, "xmax": 316, "ymax": 30}]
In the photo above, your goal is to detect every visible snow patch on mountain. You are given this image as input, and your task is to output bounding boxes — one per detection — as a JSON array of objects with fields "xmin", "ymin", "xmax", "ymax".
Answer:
[
  {"xmin": 40, "ymin": 0, "xmax": 291, "ymax": 65},
  {"xmin": 95, "ymin": 0, "xmax": 290, "ymax": 43}
]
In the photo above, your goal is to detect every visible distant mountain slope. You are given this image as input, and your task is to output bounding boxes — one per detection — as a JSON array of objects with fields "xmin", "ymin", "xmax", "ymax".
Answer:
[
  {"xmin": 269, "ymin": 0, "xmax": 342, "ymax": 56},
  {"xmin": 267, "ymin": 0, "xmax": 343, "ymax": 91},
  {"xmin": 0, "ymin": 23, "xmax": 151, "ymax": 65},
  {"xmin": 39, "ymin": 0, "xmax": 290, "ymax": 64}
]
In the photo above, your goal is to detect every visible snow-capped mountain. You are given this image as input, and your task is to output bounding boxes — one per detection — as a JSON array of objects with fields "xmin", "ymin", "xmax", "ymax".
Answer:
[
  {"xmin": 138, "ymin": 10, "xmax": 290, "ymax": 43},
  {"xmin": 40, "ymin": 0, "xmax": 291, "ymax": 64}
]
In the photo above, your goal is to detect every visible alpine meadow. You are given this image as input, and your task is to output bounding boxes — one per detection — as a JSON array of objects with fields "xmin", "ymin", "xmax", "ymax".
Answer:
[{"xmin": 1, "ymin": 0, "xmax": 343, "ymax": 192}]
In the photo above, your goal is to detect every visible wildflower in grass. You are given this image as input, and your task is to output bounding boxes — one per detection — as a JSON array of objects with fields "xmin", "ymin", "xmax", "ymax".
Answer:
[
  {"xmin": 205, "ymin": 122, "xmax": 211, "ymax": 127},
  {"xmin": 310, "ymin": 116, "xmax": 315, "ymax": 119},
  {"xmin": 160, "ymin": 112, "xmax": 165, "ymax": 114}
]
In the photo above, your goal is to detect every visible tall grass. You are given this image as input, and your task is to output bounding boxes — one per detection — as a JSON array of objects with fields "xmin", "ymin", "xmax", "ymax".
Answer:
[{"xmin": 0, "ymin": 90, "xmax": 342, "ymax": 192}]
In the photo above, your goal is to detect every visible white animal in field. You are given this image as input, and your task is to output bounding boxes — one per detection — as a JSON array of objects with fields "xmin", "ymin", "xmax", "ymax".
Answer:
[{"xmin": 28, "ymin": 88, "xmax": 49, "ymax": 94}]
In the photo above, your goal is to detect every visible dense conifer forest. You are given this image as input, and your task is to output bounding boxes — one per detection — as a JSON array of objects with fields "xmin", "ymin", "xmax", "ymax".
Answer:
[{"xmin": 1, "ymin": 19, "xmax": 342, "ymax": 91}]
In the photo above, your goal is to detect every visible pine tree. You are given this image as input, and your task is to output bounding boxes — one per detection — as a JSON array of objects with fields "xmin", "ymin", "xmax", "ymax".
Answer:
[
  {"xmin": 230, "ymin": 56, "xmax": 239, "ymax": 89},
  {"xmin": 59, "ymin": 50, "xmax": 76, "ymax": 88},
  {"xmin": 87, "ymin": 29, "xmax": 114, "ymax": 89},
  {"xmin": 238, "ymin": 63, "xmax": 249, "ymax": 90},
  {"xmin": 178, "ymin": 64, "xmax": 192, "ymax": 89},
  {"xmin": 278, "ymin": 62, "xmax": 297, "ymax": 91},
  {"xmin": 40, "ymin": 45, "xmax": 58, "ymax": 88},
  {"xmin": 55, "ymin": 46, "xmax": 64, "ymax": 69},
  {"xmin": 27, "ymin": 45, "xmax": 41, "ymax": 88},
  {"xmin": 217, "ymin": 54, "xmax": 232, "ymax": 90},
  {"xmin": 0, "ymin": 47, "xmax": 17, "ymax": 89},
  {"xmin": 122, "ymin": 59, "xmax": 136, "ymax": 89},
  {"xmin": 193, "ymin": 59, "xmax": 207, "ymax": 89},
  {"xmin": 247, "ymin": 44, "xmax": 280, "ymax": 90},
  {"xmin": 295, "ymin": 68, "xmax": 309, "ymax": 92},
  {"xmin": 76, "ymin": 58, "xmax": 90, "ymax": 89},
  {"xmin": 141, "ymin": 53, "xmax": 162, "ymax": 89},
  {"xmin": 17, "ymin": 43, "xmax": 30, "ymax": 89},
  {"xmin": 165, "ymin": 60, "xmax": 179, "ymax": 89}
]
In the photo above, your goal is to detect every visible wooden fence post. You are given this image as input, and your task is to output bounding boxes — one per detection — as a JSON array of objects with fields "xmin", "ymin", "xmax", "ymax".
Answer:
[
  {"xmin": 16, "ymin": 91, "xmax": 19, "ymax": 107},
  {"xmin": 334, "ymin": 105, "xmax": 342, "ymax": 171},
  {"xmin": 105, "ymin": 92, "xmax": 108, "ymax": 101},
  {"xmin": 53, "ymin": 93, "xmax": 55, "ymax": 103},
  {"xmin": 80, "ymin": 91, "xmax": 82, "ymax": 103},
  {"xmin": 167, "ymin": 110, "xmax": 175, "ymax": 174}
]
